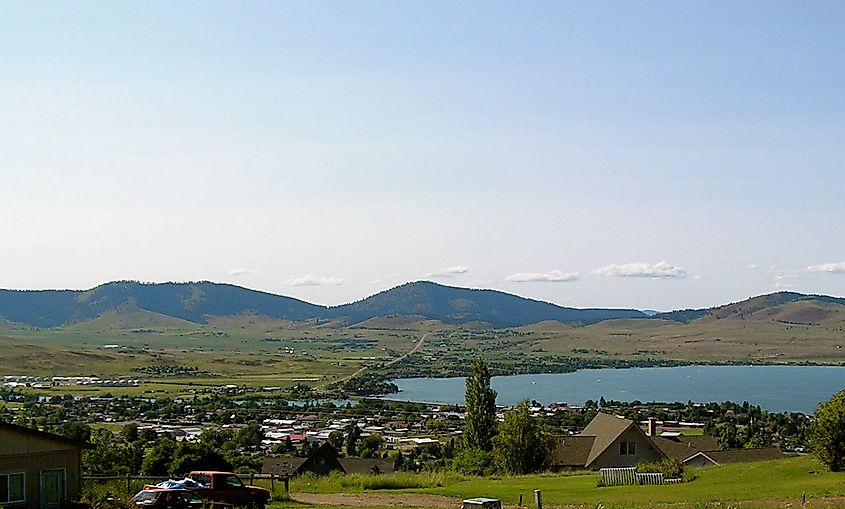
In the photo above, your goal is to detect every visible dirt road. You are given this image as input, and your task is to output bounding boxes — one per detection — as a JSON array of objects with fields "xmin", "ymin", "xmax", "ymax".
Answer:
[{"xmin": 292, "ymin": 492, "xmax": 457, "ymax": 508}]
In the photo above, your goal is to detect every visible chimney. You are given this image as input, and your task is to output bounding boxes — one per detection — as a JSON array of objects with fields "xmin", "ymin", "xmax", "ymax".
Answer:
[{"xmin": 647, "ymin": 417, "xmax": 656, "ymax": 437}]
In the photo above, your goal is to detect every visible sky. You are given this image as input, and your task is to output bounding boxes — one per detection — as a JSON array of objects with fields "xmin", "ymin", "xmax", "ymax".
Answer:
[{"xmin": 1, "ymin": 1, "xmax": 844, "ymax": 310}]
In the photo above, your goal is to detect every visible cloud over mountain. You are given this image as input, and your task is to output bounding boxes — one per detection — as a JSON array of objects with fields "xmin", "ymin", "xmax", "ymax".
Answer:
[
  {"xmin": 285, "ymin": 274, "xmax": 345, "ymax": 286},
  {"xmin": 593, "ymin": 261, "xmax": 687, "ymax": 279},
  {"xmin": 506, "ymin": 270, "xmax": 579, "ymax": 283},
  {"xmin": 425, "ymin": 265, "xmax": 470, "ymax": 278},
  {"xmin": 807, "ymin": 262, "xmax": 845, "ymax": 274}
]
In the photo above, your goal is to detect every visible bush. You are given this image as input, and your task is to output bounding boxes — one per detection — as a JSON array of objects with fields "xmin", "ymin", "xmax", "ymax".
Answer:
[
  {"xmin": 79, "ymin": 482, "xmax": 137, "ymax": 509},
  {"xmin": 452, "ymin": 447, "xmax": 494, "ymax": 476},
  {"xmin": 637, "ymin": 458, "xmax": 684, "ymax": 479}
]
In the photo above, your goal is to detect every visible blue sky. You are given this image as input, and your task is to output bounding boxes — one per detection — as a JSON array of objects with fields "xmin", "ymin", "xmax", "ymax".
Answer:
[{"xmin": 1, "ymin": 1, "xmax": 843, "ymax": 309}]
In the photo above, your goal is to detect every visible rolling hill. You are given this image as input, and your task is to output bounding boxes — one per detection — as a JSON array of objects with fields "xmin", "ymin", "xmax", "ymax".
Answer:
[
  {"xmin": 658, "ymin": 292, "xmax": 845, "ymax": 325},
  {"xmin": 328, "ymin": 281, "xmax": 645, "ymax": 327},
  {"xmin": 1, "ymin": 281, "xmax": 843, "ymax": 331},
  {"xmin": 0, "ymin": 280, "xmax": 644, "ymax": 329},
  {"xmin": 0, "ymin": 281, "xmax": 326, "ymax": 328}
]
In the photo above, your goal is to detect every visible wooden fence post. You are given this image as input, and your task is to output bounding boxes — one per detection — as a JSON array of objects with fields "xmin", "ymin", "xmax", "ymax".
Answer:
[
  {"xmin": 534, "ymin": 490, "xmax": 542, "ymax": 509},
  {"xmin": 270, "ymin": 474, "xmax": 275, "ymax": 493},
  {"xmin": 126, "ymin": 474, "xmax": 131, "ymax": 495}
]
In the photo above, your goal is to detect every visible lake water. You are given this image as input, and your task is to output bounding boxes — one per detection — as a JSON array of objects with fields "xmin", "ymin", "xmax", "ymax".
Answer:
[{"xmin": 388, "ymin": 366, "xmax": 845, "ymax": 414}]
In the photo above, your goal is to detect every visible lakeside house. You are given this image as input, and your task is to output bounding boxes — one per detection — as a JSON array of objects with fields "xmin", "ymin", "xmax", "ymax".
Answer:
[
  {"xmin": 0, "ymin": 422, "xmax": 89, "ymax": 509},
  {"xmin": 553, "ymin": 412, "xmax": 782, "ymax": 470}
]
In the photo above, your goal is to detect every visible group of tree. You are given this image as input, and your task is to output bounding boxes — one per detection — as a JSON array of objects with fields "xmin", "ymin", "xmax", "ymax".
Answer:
[
  {"xmin": 455, "ymin": 358, "xmax": 555, "ymax": 475},
  {"xmin": 68, "ymin": 423, "xmax": 265, "ymax": 476}
]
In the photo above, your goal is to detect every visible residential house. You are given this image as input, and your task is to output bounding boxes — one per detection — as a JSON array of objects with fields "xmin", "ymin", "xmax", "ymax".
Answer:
[
  {"xmin": 555, "ymin": 412, "xmax": 666, "ymax": 469},
  {"xmin": 0, "ymin": 422, "xmax": 88, "ymax": 509},
  {"xmin": 553, "ymin": 413, "xmax": 781, "ymax": 470},
  {"xmin": 262, "ymin": 443, "xmax": 394, "ymax": 477}
]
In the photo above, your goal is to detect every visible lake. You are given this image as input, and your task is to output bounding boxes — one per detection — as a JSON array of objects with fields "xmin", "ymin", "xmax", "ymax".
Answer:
[{"xmin": 387, "ymin": 365, "xmax": 845, "ymax": 414}]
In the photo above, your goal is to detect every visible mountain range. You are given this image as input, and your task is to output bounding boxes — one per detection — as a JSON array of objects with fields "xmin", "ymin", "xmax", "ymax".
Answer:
[{"xmin": 0, "ymin": 280, "xmax": 843, "ymax": 329}]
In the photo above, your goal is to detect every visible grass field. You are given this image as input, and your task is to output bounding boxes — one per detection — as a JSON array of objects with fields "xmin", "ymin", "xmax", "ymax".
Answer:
[
  {"xmin": 278, "ymin": 455, "xmax": 845, "ymax": 509},
  {"xmin": 3, "ymin": 308, "xmax": 845, "ymax": 397}
]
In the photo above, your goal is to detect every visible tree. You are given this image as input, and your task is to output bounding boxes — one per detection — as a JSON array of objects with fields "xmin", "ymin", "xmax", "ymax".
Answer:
[
  {"xmin": 464, "ymin": 358, "xmax": 497, "ymax": 452},
  {"xmin": 122, "ymin": 423, "xmax": 139, "ymax": 442},
  {"xmin": 142, "ymin": 437, "xmax": 178, "ymax": 475},
  {"xmin": 360, "ymin": 434, "xmax": 384, "ymax": 458},
  {"xmin": 492, "ymin": 400, "xmax": 554, "ymax": 474},
  {"xmin": 60, "ymin": 421, "xmax": 91, "ymax": 443},
  {"xmin": 82, "ymin": 428, "xmax": 127, "ymax": 475},
  {"xmin": 327, "ymin": 431, "xmax": 344, "ymax": 449},
  {"xmin": 810, "ymin": 390, "xmax": 845, "ymax": 471},
  {"xmin": 715, "ymin": 422, "xmax": 740, "ymax": 449},
  {"xmin": 346, "ymin": 424, "xmax": 361, "ymax": 456},
  {"xmin": 236, "ymin": 423, "xmax": 263, "ymax": 449}
]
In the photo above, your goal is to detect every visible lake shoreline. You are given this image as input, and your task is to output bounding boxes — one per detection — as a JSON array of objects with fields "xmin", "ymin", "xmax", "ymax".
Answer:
[{"xmin": 383, "ymin": 365, "xmax": 845, "ymax": 414}]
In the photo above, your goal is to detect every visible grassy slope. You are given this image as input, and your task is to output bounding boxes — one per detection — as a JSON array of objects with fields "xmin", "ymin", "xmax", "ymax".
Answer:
[
  {"xmin": 286, "ymin": 456, "xmax": 845, "ymax": 508},
  {"xmin": 2, "ymin": 298, "xmax": 844, "ymax": 397}
]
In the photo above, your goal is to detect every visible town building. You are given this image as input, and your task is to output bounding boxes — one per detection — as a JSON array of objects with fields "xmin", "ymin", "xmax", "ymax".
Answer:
[{"xmin": 0, "ymin": 422, "xmax": 88, "ymax": 509}]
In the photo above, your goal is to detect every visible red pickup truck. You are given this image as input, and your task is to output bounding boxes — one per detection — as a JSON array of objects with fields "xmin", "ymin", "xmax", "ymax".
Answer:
[
  {"xmin": 145, "ymin": 471, "xmax": 271, "ymax": 509},
  {"xmin": 188, "ymin": 471, "xmax": 271, "ymax": 509}
]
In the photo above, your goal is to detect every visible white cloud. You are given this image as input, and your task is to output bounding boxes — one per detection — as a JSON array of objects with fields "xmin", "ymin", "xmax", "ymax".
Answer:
[
  {"xmin": 807, "ymin": 262, "xmax": 845, "ymax": 274},
  {"xmin": 285, "ymin": 274, "xmax": 345, "ymax": 286},
  {"xmin": 425, "ymin": 265, "xmax": 470, "ymax": 278},
  {"xmin": 768, "ymin": 266, "xmax": 798, "ymax": 289},
  {"xmin": 593, "ymin": 261, "xmax": 687, "ymax": 279},
  {"xmin": 228, "ymin": 268, "xmax": 256, "ymax": 277},
  {"xmin": 506, "ymin": 270, "xmax": 579, "ymax": 283}
]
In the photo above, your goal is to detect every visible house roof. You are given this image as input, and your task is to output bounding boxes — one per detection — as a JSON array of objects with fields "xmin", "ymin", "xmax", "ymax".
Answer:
[
  {"xmin": 552, "ymin": 435, "xmax": 596, "ymax": 467},
  {"xmin": 580, "ymin": 413, "xmax": 641, "ymax": 467},
  {"xmin": 688, "ymin": 447, "xmax": 784, "ymax": 466},
  {"xmin": 0, "ymin": 421, "xmax": 91, "ymax": 450},
  {"xmin": 338, "ymin": 458, "xmax": 395, "ymax": 475},
  {"xmin": 262, "ymin": 456, "xmax": 307, "ymax": 477},
  {"xmin": 652, "ymin": 435, "xmax": 719, "ymax": 461}
]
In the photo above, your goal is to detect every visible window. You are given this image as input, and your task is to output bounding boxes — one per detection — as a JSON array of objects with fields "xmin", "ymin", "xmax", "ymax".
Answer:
[
  {"xmin": 191, "ymin": 474, "xmax": 211, "ymax": 487},
  {"xmin": 224, "ymin": 475, "xmax": 244, "ymax": 489},
  {"xmin": 0, "ymin": 472, "xmax": 25, "ymax": 504},
  {"xmin": 620, "ymin": 441, "xmax": 636, "ymax": 455}
]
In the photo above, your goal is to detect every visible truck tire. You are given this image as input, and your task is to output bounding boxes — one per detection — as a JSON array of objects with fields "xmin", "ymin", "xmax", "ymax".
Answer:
[{"xmin": 249, "ymin": 497, "xmax": 265, "ymax": 509}]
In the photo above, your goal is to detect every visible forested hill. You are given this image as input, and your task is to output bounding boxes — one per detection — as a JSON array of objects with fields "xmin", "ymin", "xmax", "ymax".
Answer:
[
  {"xmin": 0, "ymin": 281, "xmax": 326, "ymax": 328},
  {"xmin": 3, "ymin": 281, "xmax": 841, "ymax": 330},
  {"xmin": 0, "ymin": 280, "xmax": 644, "ymax": 329},
  {"xmin": 328, "ymin": 281, "xmax": 646, "ymax": 327}
]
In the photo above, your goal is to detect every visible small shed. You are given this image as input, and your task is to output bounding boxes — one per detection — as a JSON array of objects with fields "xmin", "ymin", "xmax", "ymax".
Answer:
[{"xmin": 0, "ymin": 422, "xmax": 88, "ymax": 509}]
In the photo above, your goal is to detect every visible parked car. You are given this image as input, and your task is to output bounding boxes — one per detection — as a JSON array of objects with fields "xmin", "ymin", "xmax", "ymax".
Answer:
[{"xmin": 132, "ymin": 489, "xmax": 205, "ymax": 508}]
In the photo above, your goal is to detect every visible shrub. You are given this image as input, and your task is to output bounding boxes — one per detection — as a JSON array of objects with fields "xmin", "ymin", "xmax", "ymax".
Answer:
[
  {"xmin": 637, "ymin": 458, "xmax": 684, "ymax": 479},
  {"xmin": 452, "ymin": 447, "xmax": 494, "ymax": 476}
]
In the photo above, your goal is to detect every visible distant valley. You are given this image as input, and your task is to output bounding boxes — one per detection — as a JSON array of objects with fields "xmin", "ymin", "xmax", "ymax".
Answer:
[{"xmin": 1, "ymin": 281, "xmax": 844, "ymax": 393}]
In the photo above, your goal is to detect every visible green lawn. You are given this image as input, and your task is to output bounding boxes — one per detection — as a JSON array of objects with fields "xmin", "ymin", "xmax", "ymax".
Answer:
[{"xmin": 283, "ymin": 455, "xmax": 845, "ymax": 508}]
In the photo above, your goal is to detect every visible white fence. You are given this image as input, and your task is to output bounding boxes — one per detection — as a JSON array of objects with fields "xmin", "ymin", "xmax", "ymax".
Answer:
[
  {"xmin": 599, "ymin": 468, "xmax": 670, "ymax": 486},
  {"xmin": 599, "ymin": 467, "xmax": 637, "ymax": 486},
  {"xmin": 636, "ymin": 472, "xmax": 664, "ymax": 485}
]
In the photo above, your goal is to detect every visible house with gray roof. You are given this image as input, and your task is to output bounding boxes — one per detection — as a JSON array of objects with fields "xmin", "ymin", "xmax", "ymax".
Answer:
[{"xmin": 552, "ymin": 412, "xmax": 780, "ymax": 470}]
